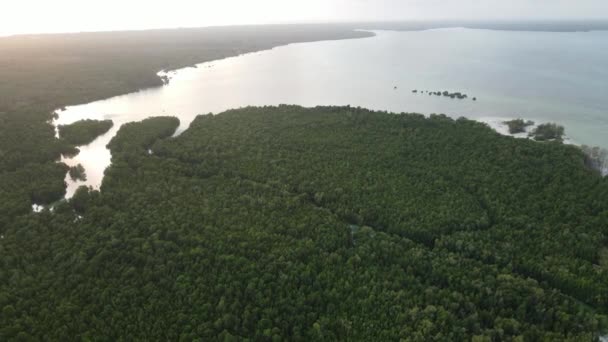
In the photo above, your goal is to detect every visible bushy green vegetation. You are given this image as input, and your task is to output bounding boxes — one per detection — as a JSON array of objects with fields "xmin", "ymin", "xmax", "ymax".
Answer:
[
  {"xmin": 1, "ymin": 23, "xmax": 607, "ymax": 341},
  {"xmin": 2, "ymin": 106, "xmax": 607, "ymax": 340},
  {"xmin": 68, "ymin": 164, "xmax": 87, "ymax": 181},
  {"xmin": 0, "ymin": 109, "xmax": 72, "ymax": 226},
  {"xmin": 530, "ymin": 123, "xmax": 565, "ymax": 141},
  {"xmin": 0, "ymin": 161, "xmax": 68, "ymax": 228},
  {"xmin": 106, "ymin": 117, "xmax": 180, "ymax": 155},
  {"xmin": 58, "ymin": 119, "xmax": 113, "ymax": 145},
  {"xmin": 504, "ymin": 118, "xmax": 535, "ymax": 134}
]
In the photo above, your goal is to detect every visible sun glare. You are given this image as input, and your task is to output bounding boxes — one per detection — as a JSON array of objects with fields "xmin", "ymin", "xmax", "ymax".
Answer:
[{"xmin": 1, "ymin": 0, "xmax": 335, "ymax": 36}]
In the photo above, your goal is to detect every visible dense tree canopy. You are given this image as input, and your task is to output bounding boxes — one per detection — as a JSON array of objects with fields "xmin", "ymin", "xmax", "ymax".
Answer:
[
  {"xmin": 58, "ymin": 119, "xmax": 114, "ymax": 146},
  {"xmin": 68, "ymin": 164, "xmax": 87, "ymax": 181},
  {"xmin": 531, "ymin": 123, "xmax": 565, "ymax": 141},
  {"xmin": 504, "ymin": 119, "xmax": 534, "ymax": 134},
  {"xmin": 2, "ymin": 106, "xmax": 607, "ymax": 340},
  {"xmin": 106, "ymin": 117, "xmax": 179, "ymax": 155}
]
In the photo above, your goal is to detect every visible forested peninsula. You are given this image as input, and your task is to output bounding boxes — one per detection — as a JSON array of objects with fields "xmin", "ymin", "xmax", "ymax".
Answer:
[
  {"xmin": 1, "ymin": 25, "xmax": 607, "ymax": 340},
  {"xmin": 58, "ymin": 119, "xmax": 114, "ymax": 146},
  {"xmin": 2, "ymin": 106, "xmax": 607, "ymax": 340}
]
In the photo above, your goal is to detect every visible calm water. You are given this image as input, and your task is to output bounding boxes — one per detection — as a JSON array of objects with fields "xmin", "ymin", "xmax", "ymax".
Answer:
[{"xmin": 57, "ymin": 28, "xmax": 608, "ymax": 196}]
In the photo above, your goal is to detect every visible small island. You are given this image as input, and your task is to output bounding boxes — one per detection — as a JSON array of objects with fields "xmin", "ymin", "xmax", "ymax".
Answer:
[
  {"xmin": 107, "ymin": 116, "xmax": 180, "ymax": 154},
  {"xmin": 529, "ymin": 123, "xmax": 565, "ymax": 141},
  {"xmin": 412, "ymin": 89, "xmax": 475, "ymax": 100},
  {"xmin": 503, "ymin": 118, "xmax": 535, "ymax": 134},
  {"xmin": 58, "ymin": 119, "xmax": 114, "ymax": 146},
  {"xmin": 58, "ymin": 143, "xmax": 80, "ymax": 158},
  {"xmin": 68, "ymin": 164, "xmax": 87, "ymax": 181}
]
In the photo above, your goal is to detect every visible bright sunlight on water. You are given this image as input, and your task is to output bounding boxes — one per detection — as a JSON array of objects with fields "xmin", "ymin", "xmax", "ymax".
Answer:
[{"xmin": 57, "ymin": 28, "xmax": 608, "ymax": 196}]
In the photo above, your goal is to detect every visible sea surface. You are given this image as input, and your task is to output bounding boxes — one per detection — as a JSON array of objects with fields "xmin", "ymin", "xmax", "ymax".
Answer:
[{"xmin": 56, "ymin": 28, "xmax": 608, "ymax": 197}]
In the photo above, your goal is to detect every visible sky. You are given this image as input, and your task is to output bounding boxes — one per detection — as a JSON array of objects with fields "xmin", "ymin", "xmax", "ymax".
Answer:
[{"xmin": 2, "ymin": 0, "xmax": 607, "ymax": 36}]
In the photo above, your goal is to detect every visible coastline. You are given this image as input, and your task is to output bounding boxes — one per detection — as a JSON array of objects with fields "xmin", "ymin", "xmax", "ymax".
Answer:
[
  {"xmin": 481, "ymin": 117, "xmax": 608, "ymax": 176},
  {"xmin": 52, "ymin": 30, "xmax": 376, "ymax": 199},
  {"xmin": 54, "ymin": 103, "xmax": 607, "ymax": 204},
  {"xmin": 480, "ymin": 117, "xmax": 576, "ymax": 145},
  {"xmin": 158, "ymin": 30, "xmax": 375, "ymax": 75},
  {"xmin": 49, "ymin": 27, "xmax": 607, "ymax": 202}
]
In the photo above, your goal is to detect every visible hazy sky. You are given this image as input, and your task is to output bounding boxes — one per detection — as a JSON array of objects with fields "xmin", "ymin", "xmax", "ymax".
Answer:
[{"xmin": 2, "ymin": 0, "xmax": 607, "ymax": 35}]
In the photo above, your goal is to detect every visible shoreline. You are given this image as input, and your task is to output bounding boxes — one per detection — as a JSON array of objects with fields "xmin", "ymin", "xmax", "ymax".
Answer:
[
  {"xmin": 481, "ymin": 117, "xmax": 608, "ymax": 176},
  {"xmin": 53, "ymin": 29, "xmax": 376, "ymax": 111},
  {"xmin": 53, "ymin": 103, "xmax": 606, "ymax": 204},
  {"xmin": 50, "ymin": 29, "xmax": 377, "ymax": 198},
  {"xmin": 479, "ymin": 116, "xmax": 576, "ymax": 144},
  {"xmin": 49, "ymin": 28, "xmax": 606, "ymax": 202}
]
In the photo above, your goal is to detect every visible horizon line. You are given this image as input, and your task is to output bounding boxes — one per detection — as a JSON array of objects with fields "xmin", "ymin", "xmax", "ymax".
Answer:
[{"xmin": 2, "ymin": 18, "xmax": 608, "ymax": 38}]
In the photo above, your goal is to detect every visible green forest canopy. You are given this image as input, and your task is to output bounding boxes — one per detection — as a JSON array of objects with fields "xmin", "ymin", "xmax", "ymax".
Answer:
[
  {"xmin": 531, "ymin": 123, "xmax": 566, "ymax": 142},
  {"xmin": 2, "ymin": 106, "xmax": 607, "ymax": 340},
  {"xmin": 1, "ymin": 23, "xmax": 607, "ymax": 341},
  {"xmin": 106, "ymin": 117, "xmax": 179, "ymax": 154},
  {"xmin": 68, "ymin": 164, "xmax": 87, "ymax": 182},
  {"xmin": 503, "ymin": 118, "xmax": 535, "ymax": 134},
  {"xmin": 58, "ymin": 119, "xmax": 114, "ymax": 146}
]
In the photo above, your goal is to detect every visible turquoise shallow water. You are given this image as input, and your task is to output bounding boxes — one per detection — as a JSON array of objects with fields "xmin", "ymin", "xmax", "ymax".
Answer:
[{"xmin": 57, "ymin": 28, "xmax": 608, "ymax": 195}]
